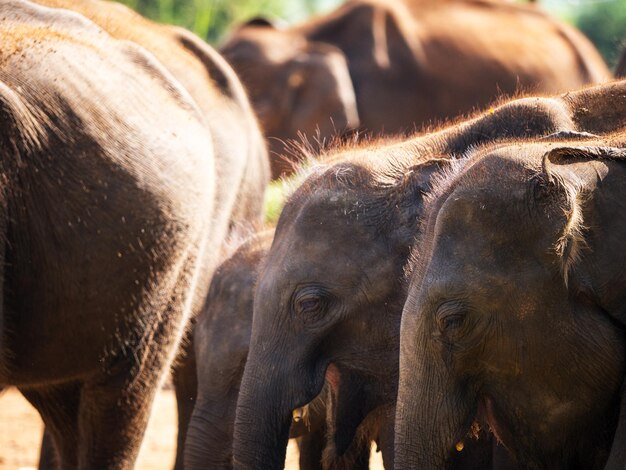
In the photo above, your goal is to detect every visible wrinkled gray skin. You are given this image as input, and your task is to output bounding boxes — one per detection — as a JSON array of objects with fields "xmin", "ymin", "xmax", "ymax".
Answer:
[
  {"xmin": 395, "ymin": 81, "xmax": 626, "ymax": 469},
  {"xmin": 230, "ymin": 80, "xmax": 626, "ymax": 469},
  {"xmin": 29, "ymin": 1, "xmax": 269, "ymax": 469},
  {"xmin": 221, "ymin": 0, "xmax": 610, "ymax": 178},
  {"xmin": 0, "ymin": 2, "xmax": 220, "ymax": 468},
  {"xmin": 184, "ymin": 230, "xmax": 371, "ymax": 470}
]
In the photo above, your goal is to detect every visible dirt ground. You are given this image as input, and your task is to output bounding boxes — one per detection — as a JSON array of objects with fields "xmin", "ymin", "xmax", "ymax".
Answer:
[{"xmin": 0, "ymin": 387, "xmax": 384, "ymax": 469}]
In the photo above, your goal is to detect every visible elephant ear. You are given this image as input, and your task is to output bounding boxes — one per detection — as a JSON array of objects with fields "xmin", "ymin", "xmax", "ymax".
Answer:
[
  {"xmin": 543, "ymin": 145, "xmax": 626, "ymax": 470},
  {"xmin": 543, "ymin": 145, "xmax": 626, "ymax": 166},
  {"xmin": 540, "ymin": 144, "xmax": 626, "ymax": 318},
  {"xmin": 279, "ymin": 44, "xmax": 360, "ymax": 143},
  {"xmin": 389, "ymin": 158, "xmax": 452, "ymax": 249}
]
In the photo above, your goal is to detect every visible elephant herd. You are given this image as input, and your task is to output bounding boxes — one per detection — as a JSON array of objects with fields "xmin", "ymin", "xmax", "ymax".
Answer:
[{"xmin": 0, "ymin": 0, "xmax": 625, "ymax": 469}]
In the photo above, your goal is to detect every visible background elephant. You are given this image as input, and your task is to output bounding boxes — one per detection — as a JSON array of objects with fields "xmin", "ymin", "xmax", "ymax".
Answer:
[
  {"xmin": 30, "ymin": 0, "xmax": 270, "ymax": 468},
  {"xmin": 0, "ymin": 1, "xmax": 221, "ymax": 467},
  {"xmin": 229, "ymin": 77, "xmax": 626, "ymax": 469},
  {"xmin": 395, "ymin": 80, "xmax": 626, "ymax": 469},
  {"xmin": 221, "ymin": 0, "xmax": 611, "ymax": 177},
  {"xmin": 184, "ymin": 229, "xmax": 371, "ymax": 469}
]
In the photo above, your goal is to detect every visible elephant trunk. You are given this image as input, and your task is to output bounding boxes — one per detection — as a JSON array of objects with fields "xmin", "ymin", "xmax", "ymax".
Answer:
[
  {"xmin": 172, "ymin": 341, "xmax": 197, "ymax": 470},
  {"xmin": 233, "ymin": 353, "xmax": 319, "ymax": 470},
  {"xmin": 394, "ymin": 325, "xmax": 475, "ymax": 469},
  {"xmin": 184, "ymin": 397, "xmax": 236, "ymax": 470}
]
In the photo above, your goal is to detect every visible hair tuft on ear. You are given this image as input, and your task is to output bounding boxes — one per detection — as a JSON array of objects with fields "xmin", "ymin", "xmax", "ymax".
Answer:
[
  {"xmin": 554, "ymin": 181, "xmax": 586, "ymax": 287},
  {"xmin": 540, "ymin": 146, "xmax": 614, "ymax": 286}
]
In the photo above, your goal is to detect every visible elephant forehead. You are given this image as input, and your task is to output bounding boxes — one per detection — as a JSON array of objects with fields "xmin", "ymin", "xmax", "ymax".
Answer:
[
  {"xmin": 261, "ymin": 241, "xmax": 370, "ymax": 289},
  {"xmin": 420, "ymin": 227, "xmax": 555, "ymax": 316}
]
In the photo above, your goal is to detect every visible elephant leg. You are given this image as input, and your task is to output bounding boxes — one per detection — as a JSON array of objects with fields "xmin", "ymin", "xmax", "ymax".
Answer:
[
  {"xmin": 76, "ymin": 366, "xmax": 166, "ymax": 469},
  {"xmin": 298, "ymin": 423, "xmax": 325, "ymax": 470},
  {"xmin": 172, "ymin": 337, "xmax": 198, "ymax": 470},
  {"xmin": 185, "ymin": 396, "xmax": 239, "ymax": 469},
  {"xmin": 74, "ymin": 257, "xmax": 196, "ymax": 469},
  {"xmin": 21, "ymin": 383, "xmax": 81, "ymax": 469}
]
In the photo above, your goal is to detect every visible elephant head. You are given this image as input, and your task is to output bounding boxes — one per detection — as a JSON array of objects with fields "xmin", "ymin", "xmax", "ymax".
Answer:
[
  {"xmin": 396, "ymin": 140, "xmax": 626, "ymax": 469},
  {"xmin": 220, "ymin": 21, "xmax": 359, "ymax": 178},
  {"xmin": 231, "ymin": 150, "xmax": 449, "ymax": 469}
]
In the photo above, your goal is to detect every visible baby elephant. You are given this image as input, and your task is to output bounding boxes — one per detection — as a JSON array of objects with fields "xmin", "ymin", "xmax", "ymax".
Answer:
[{"xmin": 184, "ymin": 230, "xmax": 371, "ymax": 469}]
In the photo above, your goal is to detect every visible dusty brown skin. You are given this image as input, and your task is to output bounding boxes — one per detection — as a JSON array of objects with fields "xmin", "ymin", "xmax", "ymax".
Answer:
[
  {"xmin": 232, "ymin": 79, "xmax": 626, "ymax": 469},
  {"xmin": 29, "ymin": 1, "xmax": 269, "ymax": 468},
  {"xmin": 395, "ymin": 82, "xmax": 626, "ymax": 469},
  {"xmin": 221, "ymin": 0, "xmax": 610, "ymax": 178},
  {"xmin": 184, "ymin": 230, "xmax": 371, "ymax": 470},
  {"xmin": 35, "ymin": 0, "xmax": 269, "ymax": 235},
  {"xmin": 0, "ymin": 1, "xmax": 223, "ymax": 468}
]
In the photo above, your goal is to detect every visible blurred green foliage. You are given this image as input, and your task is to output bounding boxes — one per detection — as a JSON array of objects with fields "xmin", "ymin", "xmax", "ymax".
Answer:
[
  {"xmin": 263, "ymin": 179, "xmax": 289, "ymax": 226},
  {"xmin": 573, "ymin": 0, "xmax": 626, "ymax": 69}
]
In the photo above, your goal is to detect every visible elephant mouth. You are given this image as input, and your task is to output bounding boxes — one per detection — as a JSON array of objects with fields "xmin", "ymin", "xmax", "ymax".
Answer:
[
  {"xmin": 323, "ymin": 362, "xmax": 375, "ymax": 457},
  {"xmin": 325, "ymin": 362, "xmax": 341, "ymax": 394},
  {"xmin": 293, "ymin": 364, "xmax": 340, "ymax": 425},
  {"xmin": 477, "ymin": 394, "xmax": 511, "ymax": 449}
]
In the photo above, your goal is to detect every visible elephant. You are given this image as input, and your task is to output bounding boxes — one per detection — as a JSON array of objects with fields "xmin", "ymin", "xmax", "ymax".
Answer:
[
  {"xmin": 395, "ymin": 80, "xmax": 626, "ymax": 469},
  {"xmin": 230, "ymin": 77, "xmax": 626, "ymax": 469},
  {"xmin": 28, "ymin": 1, "xmax": 269, "ymax": 468},
  {"xmin": 0, "ymin": 1, "xmax": 266, "ymax": 469},
  {"xmin": 0, "ymin": 1, "xmax": 212, "ymax": 467},
  {"xmin": 220, "ymin": 0, "xmax": 611, "ymax": 178},
  {"xmin": 184, "ymin": 229, "xmax": 371, "ymax": 469}
]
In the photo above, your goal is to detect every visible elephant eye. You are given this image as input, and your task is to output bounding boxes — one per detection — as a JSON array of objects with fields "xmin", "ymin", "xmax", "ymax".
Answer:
[
  {"xmin": 292, "ymin": 286, "xmax": 328, "ymax": 317},
  {"xmin": 297, "ymin": 297, "xmax": 320, "ymax": 313},
  {"xmin": 436, "ymin": 302, "xmax": 466, "ymax": 333}
]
